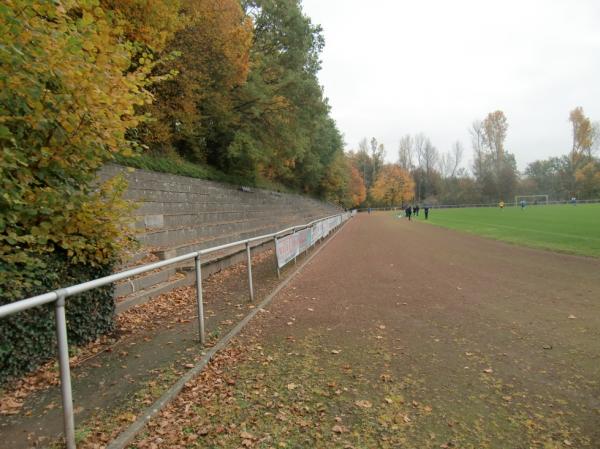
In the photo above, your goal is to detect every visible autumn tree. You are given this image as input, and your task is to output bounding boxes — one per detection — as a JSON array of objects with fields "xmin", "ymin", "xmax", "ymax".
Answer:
[
  {"xmin": 0, "ymin": 0, "xmax": 174, "ymax": 379},
  {"xmin": 575, "ymin": 160, "xmax": 600, "ymax": 198},
  {"xmin": 141, "ymin": 0, "xmax": 253, "ymax": 163},
  {"xmin": 564, "ymin": 107, "xmax": 600, "ymax": 197},
  {"xmin": 232, "ymin": 0, "xmax": 336, "ymax": 186},
  {"xmin": 569, "ymin": 107, "xmax": 594, "ymax": 160},
  {"xmin": 320, "ymin": 152, "xmax": 351, "ymax": 207},
  {"xmin": 352, "ymin": 139, "xmax": 374, "ymax": 189},
  {"xmin": 100, "ymin": 0, "xmax": 183, "ymax": 52},
  {"xmin": 470, "ymin": 110, "xmax": 518, "ymax": 201},
  {"xmin": 371, "ymin": 165, "xmax": 415, "ymax": 206},
  {"xmin": 0, "ymin": 0, "xmax": 164, "ymax": 294},
  {"xmin": 483, "ymin": 111, "xmax": 508, "ymax": 162},
  {"xmin": 348, "ymin": 165, "xmax": 367, "ymax": 207}
]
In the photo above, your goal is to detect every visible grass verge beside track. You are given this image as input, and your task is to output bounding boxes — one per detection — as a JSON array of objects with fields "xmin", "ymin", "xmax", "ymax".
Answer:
[{"xmin": 417, "ymin": 203, "xmax": 600, "ymax": 257}]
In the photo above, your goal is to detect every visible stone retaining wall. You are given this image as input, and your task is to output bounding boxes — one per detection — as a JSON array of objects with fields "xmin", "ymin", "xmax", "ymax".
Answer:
[{"xmin": 99, "ymin": 164, "xmax": 340, "ymax": 309}]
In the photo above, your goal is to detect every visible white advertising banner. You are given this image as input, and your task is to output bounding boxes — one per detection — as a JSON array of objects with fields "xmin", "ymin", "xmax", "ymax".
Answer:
[
  {"xmin": 275, "ymin": 214, "xmax": 350, "ymax": 269},
  {"xmin": 275, "ymin": 233, "xmax": 298, "ymax": 268},
  {"xmin": 312, "ymin": 221, "xmax": 324, "ymax": 241},
  {"xmin": 297, "ymin": 227, "xmax": 312, "ymax": 254}
]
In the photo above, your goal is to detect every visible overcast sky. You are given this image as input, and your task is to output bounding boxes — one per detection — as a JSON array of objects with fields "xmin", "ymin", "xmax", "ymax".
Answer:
[{"xmin": 301, "ymin": 0, "xmax": 600, "ymax": 171}]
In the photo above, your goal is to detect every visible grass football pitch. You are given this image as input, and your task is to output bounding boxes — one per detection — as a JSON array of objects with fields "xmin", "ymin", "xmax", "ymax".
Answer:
[{"xmin": 418, "ymin": 203, "xmax": 600, "ymax": 258}]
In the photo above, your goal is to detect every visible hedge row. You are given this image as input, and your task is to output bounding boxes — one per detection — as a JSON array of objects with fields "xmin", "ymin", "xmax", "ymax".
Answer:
[{"xmin": 0, "ymin": 252, "xmax": 115, "ymax": 384}]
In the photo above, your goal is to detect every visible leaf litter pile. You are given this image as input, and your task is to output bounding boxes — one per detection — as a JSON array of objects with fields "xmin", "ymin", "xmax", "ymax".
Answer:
[
  {"xmin": 0, "ymin": 283, "xmax": 199, "ymax": 417},
  {"xmin": 1, "ymin": 249, "xmax": 281, "ymax": 433}
]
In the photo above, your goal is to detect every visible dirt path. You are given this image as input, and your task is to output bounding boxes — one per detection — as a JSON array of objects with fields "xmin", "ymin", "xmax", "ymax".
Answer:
[{"xmin": 128, "ymin": 212, "xmax": 600, "ymax": 449}]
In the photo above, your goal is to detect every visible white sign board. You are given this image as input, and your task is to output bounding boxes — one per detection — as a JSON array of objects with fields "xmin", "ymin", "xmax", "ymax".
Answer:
[
  {"xmin": 297, "ymin": 228, "xmax": 312, "ymax": 254},
  {"xmin": 275, "ymin": 233, "xmax": 298, "ymax": 268},
  {"xmin": 312, "ymin": 221, "xmax": 324, "ymax": 241}
]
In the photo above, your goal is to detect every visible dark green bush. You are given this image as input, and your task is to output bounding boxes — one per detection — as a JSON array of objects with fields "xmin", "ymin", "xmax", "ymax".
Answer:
[{"xmin": 0, "ymin": 251, "xmax": 114, "ymax": 384}]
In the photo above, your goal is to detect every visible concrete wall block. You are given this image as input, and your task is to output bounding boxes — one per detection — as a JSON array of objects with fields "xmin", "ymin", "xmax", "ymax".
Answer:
[{"xmin": 144, "ymin": 214, "xmax": 164, "ymax": 229}]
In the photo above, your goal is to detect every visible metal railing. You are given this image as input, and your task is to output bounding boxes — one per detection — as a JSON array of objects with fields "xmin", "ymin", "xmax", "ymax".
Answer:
[{"xmin": 0, "ymin": 212, "xmax": 351, "ymax": 449}]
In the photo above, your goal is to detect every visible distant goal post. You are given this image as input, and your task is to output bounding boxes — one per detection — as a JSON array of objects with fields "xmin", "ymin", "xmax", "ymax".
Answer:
[{"xmin": 514, "ymin": 194, "xmax": 549, "ymax": 206}]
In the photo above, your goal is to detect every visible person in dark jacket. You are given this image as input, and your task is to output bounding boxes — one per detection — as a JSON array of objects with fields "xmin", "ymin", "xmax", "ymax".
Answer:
[
  {"xmin": 413, "ymin": 205, "xmax": 420, "ymax": 216},
  {"xmin": 405, "ymin": 205, "xmax": 412, "ymax": 221},
  {"xmin": 424, "ymin": 206, "xmax": 430, "ymax": 219}
]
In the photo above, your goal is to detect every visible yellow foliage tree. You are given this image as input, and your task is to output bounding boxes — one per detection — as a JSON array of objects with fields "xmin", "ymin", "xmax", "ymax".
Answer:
[
  {"xmin": 575, "ymin": 161, "xmax": 600, "ymax": 198},
  {"xmin": 370, "ymin": 165, "xmax": 415, "ymax": 206},
  {"xmin": 0, "ymin": 1, "xmax": 160, "ymax": 295},
  {"xmin": 349, "ymin": 165, "xmax": 367, "ymax": 207},
  {"xmin": 101, "ymin": 0, "xmax": 183, "ymax": 52}
]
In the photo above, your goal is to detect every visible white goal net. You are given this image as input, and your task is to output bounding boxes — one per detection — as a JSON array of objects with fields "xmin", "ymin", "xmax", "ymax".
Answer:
[{"xmin": 514, "ymin": 194, "xmax": 549, "ymax": 206}]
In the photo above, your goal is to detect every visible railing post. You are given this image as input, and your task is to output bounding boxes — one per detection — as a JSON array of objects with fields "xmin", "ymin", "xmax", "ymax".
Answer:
[
  {"xmin": 293, "ymin": 229, "xmax": 297, "ymax": 265},
  {"xmin": 55, "ymin": 291, "xmax": 76, "ymax": 449},
  {"xmin": 194, "ymin": 255, "xmax": 205, "ymax": 345},
  {"xmin": 245, "ymin": 242, "xmax": 254, "ymax": 302},
  {"xmin": 274, "ymin": 236, "xmax": 280, "ymax": 279}
]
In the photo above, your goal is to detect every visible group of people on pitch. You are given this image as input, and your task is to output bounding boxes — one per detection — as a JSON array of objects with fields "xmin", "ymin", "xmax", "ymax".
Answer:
[{"xmin": 404, "ymin": 204, "xmax": 429, "ymax": 221}]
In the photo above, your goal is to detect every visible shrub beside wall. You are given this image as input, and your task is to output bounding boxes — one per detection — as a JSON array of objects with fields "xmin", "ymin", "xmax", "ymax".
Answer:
[
  {"xmin": 0, "ymin": 253, "xmax": 115, "ymax": 384},
  {"xmin": 0, "ymin": 3, "xmax": 147, "ymax": 383}
]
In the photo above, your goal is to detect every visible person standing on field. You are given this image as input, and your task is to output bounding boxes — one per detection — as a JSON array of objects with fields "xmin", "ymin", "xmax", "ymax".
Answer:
[
  {"xmin": 424, "ymin": 206, "xmax": 430, "ymax": 219},
  {"xmin": 414, "ymin": 205, "xmax": 420, "ymax": 216},
  {"xmin": 405, "ymin": 205, "xmax": 412, "ymax": 221}
]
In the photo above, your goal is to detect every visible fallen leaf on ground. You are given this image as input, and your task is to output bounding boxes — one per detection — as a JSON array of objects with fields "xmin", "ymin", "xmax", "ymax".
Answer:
[
  {"xmin": 332, "ymin": 424, "xmax": 348, "ymax": 433},
  {"xmin": 355, "ymin": 400, "xmax": 372, "ymax": 409},
  {"xmin": 240, "ymin": 431, "xmax": 255, "ymax": 440}
]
